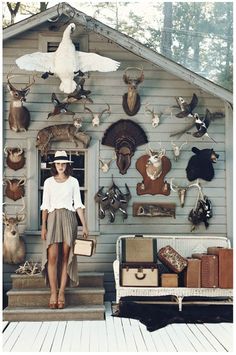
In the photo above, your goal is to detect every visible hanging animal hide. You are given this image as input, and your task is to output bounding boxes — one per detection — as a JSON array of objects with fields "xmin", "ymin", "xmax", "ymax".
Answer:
[{"xmin": 101, "ymin": 119, "xmax": 148, "ymax": 174}]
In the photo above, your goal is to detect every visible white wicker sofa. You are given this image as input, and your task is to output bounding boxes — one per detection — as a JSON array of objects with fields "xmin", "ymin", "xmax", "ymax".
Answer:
[{"xmin": 113, "ymin": 235, "xmax": 233, "ymax": 310}]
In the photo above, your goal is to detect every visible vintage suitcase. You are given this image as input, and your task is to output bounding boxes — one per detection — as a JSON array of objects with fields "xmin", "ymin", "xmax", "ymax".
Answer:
[
  {"xmin": 192, "ymin": 253, "xmax": 218, "ymax": 288},
  {"xmin": 121, "ymin": 235, "xmax": 157, "ymax": 262},
  {"xmin": 74, "ymin": 238, "xmax": 96, "ymax": 257},
  {"xmin": 161, "ymin": 273, "xmax": 178, "ymax": 287},
  {"xmin": 157, "ymin": 245, "xmax": 188, "ymax": 273},
  {"xmin": 207, "ymin": 247, "xmax": 233, "ymax": 288},
  {"xmin": 121, "ymin": 263, "xmax": 158, "ymax": 287},
  {"xmin": 184, "ymin": 258, "xmax": 201, "ymax": 288}
]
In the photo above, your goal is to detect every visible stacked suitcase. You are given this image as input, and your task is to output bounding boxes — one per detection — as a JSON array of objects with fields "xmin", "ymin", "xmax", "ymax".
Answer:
[
  {"xmin": 120, "ymin": 236, "xmax": 233, "ymax": 289},
  {"xmin": 121, "ymin": 235, "xmax": 158, "ymax": 287}
]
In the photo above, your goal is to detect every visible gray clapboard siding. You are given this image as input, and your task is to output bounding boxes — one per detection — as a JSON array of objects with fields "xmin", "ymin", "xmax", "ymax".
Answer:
[{"xmin": 3, "ymin": 22, "xmax": 231, "ymax": 301}]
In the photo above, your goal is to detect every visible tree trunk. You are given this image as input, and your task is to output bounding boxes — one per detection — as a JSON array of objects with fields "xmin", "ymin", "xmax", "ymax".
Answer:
[
  {"xmin": 7, "ymin": 2, "xmax": 21, "ymax": 25},
  {"xmin": 161, "ymin": 2, "xmax": 173, "ymax": 58}
]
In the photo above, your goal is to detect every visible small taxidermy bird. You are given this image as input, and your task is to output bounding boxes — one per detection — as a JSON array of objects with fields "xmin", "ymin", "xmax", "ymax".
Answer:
[
  {"xmin": 64, "ymin": 78, "xmax": 93, "ymax": 104},
  {"xmin": 16, "ymin": 23, "xmax": 120, "ymax": 94},
  {"xmin": 47, "ymin": 93, "xmax": 75, "ymax": 118},
  {"xmin": 175, "ymin": 93, "xmax": 198, "ymax": 118},
  {"xmin": 193, "ymin": 109, "xmax": 216, "ymax": 142}
]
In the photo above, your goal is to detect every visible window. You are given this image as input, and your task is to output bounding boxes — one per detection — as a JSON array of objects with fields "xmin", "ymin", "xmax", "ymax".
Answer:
[{"xmin": 39, "ymin": 149, "xmax": 87, "ymax": 227}]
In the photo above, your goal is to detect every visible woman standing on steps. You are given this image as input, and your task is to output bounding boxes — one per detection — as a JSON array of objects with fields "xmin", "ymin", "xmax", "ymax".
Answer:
[{"xmin": 40, "ymin": 150, "xmax": 88, "ymax": 309}]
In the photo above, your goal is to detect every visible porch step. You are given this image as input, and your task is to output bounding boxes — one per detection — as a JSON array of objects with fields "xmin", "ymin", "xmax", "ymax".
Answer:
[
  {"xmin": 11, "ymin": 272, "xmax": 104, "ymax": 289},
  {"xmin": 3, "ymin": 304, "xmax": 105, "ymax": 321},
  {"xmin": 7, "ymin": 287, "xmax": 105, "ymax": 307}
]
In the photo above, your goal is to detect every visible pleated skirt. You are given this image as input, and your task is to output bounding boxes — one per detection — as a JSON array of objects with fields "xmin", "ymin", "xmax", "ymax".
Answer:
[{"xmin": 41, "ymin": 208, "xmax": 79, "ymax": 287}]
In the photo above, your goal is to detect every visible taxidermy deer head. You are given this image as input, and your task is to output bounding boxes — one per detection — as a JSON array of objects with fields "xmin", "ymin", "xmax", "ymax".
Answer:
[
  {"xmin": 170, "ymin": 179, "xmax": 200, "ymax": 207},
  {"xmin": 4, "ymin": 176, "xmax": 27, "ymax": 201},
  {"xmin": 122, "ymin": 67, "xmax": 144, "ymax": 116},
  {"xmin": 99, "ymin": 152, "xmax": 116, "ymax": 173},
  {"xmin": 7, "ymin": 73, "xmax": 34, "ymax": 132},
  {"xmin": 4, "ymin": 145, "xmax": 25, "ymax": 171},
  {"xmin": 3, "ymin": 198, "xmax": 26, "ymax": 264},
  {"xmin": 84, "ymin": 104, "xmax": 111, "ymax": 127},
  {"xmin": 146, "ymin": 146, "xmax": 166, "ymax": 180}
]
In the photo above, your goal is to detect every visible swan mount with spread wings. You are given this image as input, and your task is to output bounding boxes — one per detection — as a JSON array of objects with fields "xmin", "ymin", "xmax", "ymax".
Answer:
[{"xmin": 15, "ymin": 23, "xmax": 120, "ymax": 94}]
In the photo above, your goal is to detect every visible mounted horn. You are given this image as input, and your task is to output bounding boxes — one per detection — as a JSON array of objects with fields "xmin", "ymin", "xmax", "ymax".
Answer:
[{"xmin": 122, "ymin": 66, "xmax": 144, "ymax": 116}]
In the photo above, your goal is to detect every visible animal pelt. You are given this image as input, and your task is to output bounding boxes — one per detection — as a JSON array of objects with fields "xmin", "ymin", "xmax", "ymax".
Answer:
[
  {"xmin": 186, "ymin": 147, "xmax": 219, "ymax": 181},
  {"xmin": 101, "ymin": 119, "xmax": 148, "ymax": 174},
  {"xmin": 113, "ymin": 300, "xmax": 233, "ymax": 332},
  {"xmin": 122, "ymin": 93, "xmax": 141, "ymax": 116}
]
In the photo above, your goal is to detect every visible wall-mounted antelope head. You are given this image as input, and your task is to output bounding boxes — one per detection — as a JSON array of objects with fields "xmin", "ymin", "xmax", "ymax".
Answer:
[
  {"xmin": 122, "ymin": 67, "xmax": 144, "ymax": 116},
  {"xmin": 146, "ymin": 145, "xmax": 166, "ymax": 180},
  {"xmin": 170, "ymin": 178, "xmax": 201, "ymax": 207},
  {"xmin": 7, "ymin": 73, "xmax": 35, "ymax": 132},
  {"xmin": 3, "ymin": 198, "xmax": 26, "ymax": 264},
  {"xmin": 171, "ymin": 141, "xmax": 187, "ymax": 161},
  {"xmin": 99, "ymin": 152, "xmax": 116, "ymax": 173},
  {"xmin": 4, "ymin": 145, "xmax": 25, "ymax": 170},
  {"xmin": 145, "ymin": 104, "xmax": 163, "ymax": 128},
  {"xmin": 4, "ymin": 176, "xmax": 27, "ymax": 201},
  {"xmin": 84, "ymin": 104, "xmax": 111, "ymax": 127}
]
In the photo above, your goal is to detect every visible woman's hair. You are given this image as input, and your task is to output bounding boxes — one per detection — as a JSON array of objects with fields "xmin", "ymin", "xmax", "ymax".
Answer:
[{"xmin": 50, "ymin": 163, "xmax": 73, "ymax": 176}]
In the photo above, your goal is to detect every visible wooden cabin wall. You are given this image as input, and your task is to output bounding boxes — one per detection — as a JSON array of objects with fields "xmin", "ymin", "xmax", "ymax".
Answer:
[{"xmin": 3, "ymin": 23, "xmax": 230, "ymax": 300}]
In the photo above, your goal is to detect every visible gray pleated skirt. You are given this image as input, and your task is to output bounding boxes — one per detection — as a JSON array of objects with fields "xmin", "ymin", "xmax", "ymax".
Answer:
[{"xmin": 41, "ymin": 208, "xmax": 79, "ymax": 287}]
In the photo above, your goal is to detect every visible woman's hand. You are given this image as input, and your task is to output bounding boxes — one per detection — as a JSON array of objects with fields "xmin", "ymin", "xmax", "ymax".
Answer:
[
  {"xmin": 41, "ymin": 226, "xmax": 47, "ymax": 240},
  {"xmin": 82, "ymin": 226, "xmax": 89, "ymax": 239}
]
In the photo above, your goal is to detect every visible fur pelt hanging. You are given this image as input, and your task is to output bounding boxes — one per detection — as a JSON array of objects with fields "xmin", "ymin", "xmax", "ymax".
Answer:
[{"xmin": 101, "ymin": 119, "xmax": 148, "ymax": 174}]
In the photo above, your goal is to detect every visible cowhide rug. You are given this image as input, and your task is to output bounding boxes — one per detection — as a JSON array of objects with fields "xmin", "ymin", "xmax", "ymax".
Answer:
[{"xmin": 112, "ymin": 300, "xmax": 233, "ymax": 332}]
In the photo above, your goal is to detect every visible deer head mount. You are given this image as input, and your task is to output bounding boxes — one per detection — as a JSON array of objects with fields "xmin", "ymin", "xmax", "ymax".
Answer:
[
  {"xmin": 7, "ymin": 73, "xmax": 35, "ymax": 132},
  {"xmin": 3, "ymin": 198, "xmax": 26, "ymax": 264},
  {"xmin": 136, "ymin": 145, "xmax": 172, "ymax": 195},
  {"xmin": 4, "ymin": 145, "xmax": 25, "ymax": 170},
  {"xmin": 122, "ymin": 67, "xmax": 144, "ymax": 116},
  {"xmin": 4, "ymin": 176, "xmax": 27, "ymax": 201},
  {"xmin": 84, "ymin": 104, "xmax": 111, "ymax": 127}
]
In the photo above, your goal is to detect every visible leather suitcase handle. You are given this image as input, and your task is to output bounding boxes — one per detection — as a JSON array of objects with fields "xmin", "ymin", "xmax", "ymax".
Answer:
[{"xmin": 135, "ymin": 271, "xmax": 146, "ymax": 280}]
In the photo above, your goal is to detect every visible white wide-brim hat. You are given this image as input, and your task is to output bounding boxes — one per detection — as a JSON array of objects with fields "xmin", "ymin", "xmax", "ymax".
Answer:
[{"xmin": 49, "ymin": 150, "xmax": 73, "ymax": 164}]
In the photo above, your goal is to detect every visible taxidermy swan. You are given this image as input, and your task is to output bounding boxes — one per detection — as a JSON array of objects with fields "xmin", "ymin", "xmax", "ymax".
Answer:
[{"xmin": 16, "ymin": 23, "xmax": 120, "ymax": 94}]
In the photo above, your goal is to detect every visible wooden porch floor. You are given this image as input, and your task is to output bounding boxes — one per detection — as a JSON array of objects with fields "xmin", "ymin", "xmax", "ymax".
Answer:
[{"xmin": 2, "ymin": 302, "xmax": 234, "ymax": 352}]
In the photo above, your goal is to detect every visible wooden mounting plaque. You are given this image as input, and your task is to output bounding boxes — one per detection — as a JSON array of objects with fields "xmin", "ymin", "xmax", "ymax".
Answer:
[{"xmin": 133, "ymin": 202, "xmax": 176, "ymax": 218}]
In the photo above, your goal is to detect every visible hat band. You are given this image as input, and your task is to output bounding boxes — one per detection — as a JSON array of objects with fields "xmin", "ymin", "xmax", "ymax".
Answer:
[{"xmin": 53, "ymin": 156, "xmax": 70, "ymax": 161}]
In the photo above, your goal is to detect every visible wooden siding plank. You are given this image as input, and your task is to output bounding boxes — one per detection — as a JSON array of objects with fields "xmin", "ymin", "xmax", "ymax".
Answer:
[
  {"xmin": 186, "ymin": 324, "xmax": 217, "ymax": 351},
  {"xmin": 3, "ymin": 322, "xmax": 25, "ymax": 352},
  {"xmin": 79, "ymin": 321, "xmax": 91, "ymax": 352},
  {"xmin": 10, "ymin": 321, "xmax": 42, "ymax": 352},
  {"xmin": 129, "ymin": 318, "xmax": 148, "ymax": 352},
  {"xmin": 120, "ymin": 318, "xmax": 138, "ymax": 352},
  {"xmin": 195, "ymin": 324, "xmax": 227, "ymax": 352},
  {"xmin": 150, "ymin": 326, "xmax": 176, "ymax": 352},
  {"xmin": 69, "ymin": 321, "xmax": 83, "ymax": 352},
  {"xmin": 40, "ymin": 321, "xmax": 59, "ymax": 352},
  {"xmin": 113, "ymin": 316, "xmax": 129, "ymax": 351},
  {"xmin": 30, "ymin": 322, "xmax": 51, "ymax": 352},
  {"xmin": 138, "ymin": 322, "xmax": 157, "ymax": 352},
  {"xmin": 50, "ymin": 321, "xmax": 67, "ymax": 352},
  {"xmin": 203, "ymin": 323, "xmax": 233, "ymax": 352},
  {"xmin": 2, "ymin": 321, "xmax": 18, "ymax": 344}
]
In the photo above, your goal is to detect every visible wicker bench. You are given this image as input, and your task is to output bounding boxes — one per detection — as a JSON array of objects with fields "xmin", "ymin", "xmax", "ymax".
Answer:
[{"xmin": 113, "ymin": 235, "xmax": 233, "ymax": 311}]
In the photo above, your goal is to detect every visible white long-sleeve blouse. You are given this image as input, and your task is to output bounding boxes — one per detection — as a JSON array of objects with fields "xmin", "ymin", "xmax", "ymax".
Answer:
[{"xmin": 40, "ymin": 176, "xmax": 85, "ymax": 212}]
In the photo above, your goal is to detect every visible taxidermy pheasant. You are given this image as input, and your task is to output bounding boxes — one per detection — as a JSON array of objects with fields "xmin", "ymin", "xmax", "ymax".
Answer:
[
  {"xmin": 16, "ymin": 23, "xmax": 120, "ymax": 94},
  {"xmin": 175, "ymin": 93, "xmax": 198, "ymax": 118}
]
